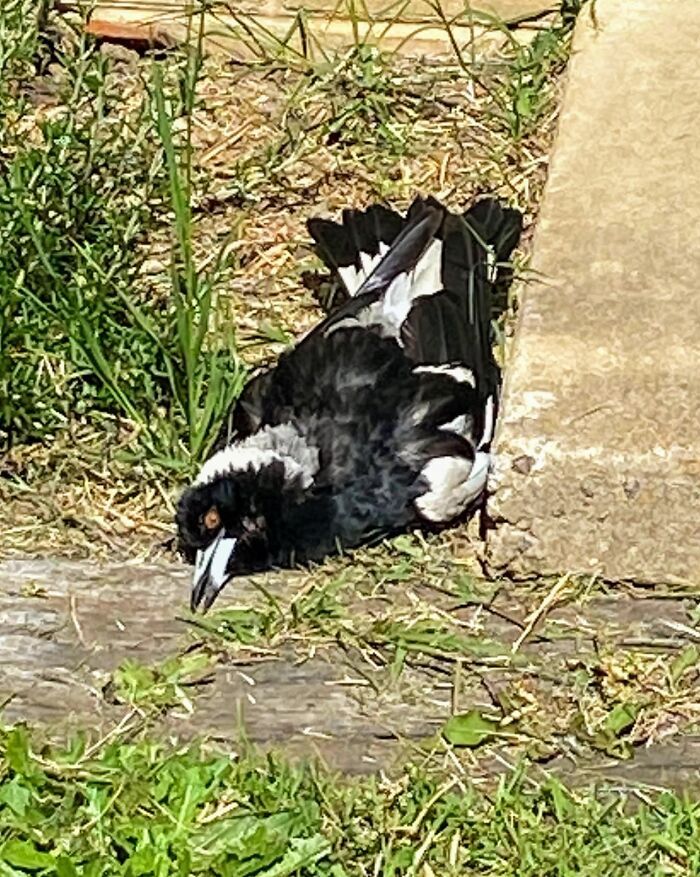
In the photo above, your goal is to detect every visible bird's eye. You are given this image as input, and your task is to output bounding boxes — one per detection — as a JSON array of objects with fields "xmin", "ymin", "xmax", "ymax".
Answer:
[{"xmin": 203, "ymin": 507, "xmax": 221, "ymax": 530}]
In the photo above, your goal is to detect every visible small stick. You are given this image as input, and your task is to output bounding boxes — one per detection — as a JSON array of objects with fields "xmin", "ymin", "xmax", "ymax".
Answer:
[
  {"xmin": 511, "ymin": 575, "xmax": 571, "ymax": 656},
  {"xmin": 69, "ymin": 594, "xmax": 87, "ymax": 648}
]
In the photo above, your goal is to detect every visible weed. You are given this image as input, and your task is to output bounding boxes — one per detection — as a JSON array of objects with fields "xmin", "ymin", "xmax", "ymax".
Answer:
[
  {"xmin": 1, "ymin": 723, "xmax": 699, "ymax": 874},
  {"xmin": 492, "ymin": 4, "xmax": 581, "ymax": 141},
  {"xmin": 105, "ymin": 650, "xmax": 215, "ymax": 714}
]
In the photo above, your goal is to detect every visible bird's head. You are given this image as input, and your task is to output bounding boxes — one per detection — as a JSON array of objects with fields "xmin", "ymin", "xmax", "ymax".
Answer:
[{"xmin": 176, "ymin": 447, "xmax": 300, "ymax": 612}]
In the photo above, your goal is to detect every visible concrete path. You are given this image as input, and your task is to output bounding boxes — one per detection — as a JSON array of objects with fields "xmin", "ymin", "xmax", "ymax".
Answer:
[{"xmin": 487, "ymin": 0, "xmax": 700, "ymax": 584}]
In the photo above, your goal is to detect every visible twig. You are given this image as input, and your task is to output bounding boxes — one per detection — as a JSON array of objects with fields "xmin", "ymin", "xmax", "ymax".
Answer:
[
  {"xmin": 511, "ymin": 575, "xmax": 571, "ymax": 656},
  {"xmin": 451, "ymin": 658, "xmax": 462, "ymax": 715},
  {"xmin": 69, "ymin": 594, "xmax": 87, "ymax": 648},
  {"xmin": 659, "ymin": 619, "xmax": 700, "ymax": 642},
  {"xmin": 397, "ymin": 776, "xmax": 460, "ymax": 836}
]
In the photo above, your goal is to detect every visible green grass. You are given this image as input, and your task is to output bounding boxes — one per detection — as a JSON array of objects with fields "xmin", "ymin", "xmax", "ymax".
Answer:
[
  {"xmin": 0, "ymin": 722, "xmax": 698, "ymax": 876},
  {"xmin": 0, "ymin": 3, "xmax": 245, "ymax": 470}
]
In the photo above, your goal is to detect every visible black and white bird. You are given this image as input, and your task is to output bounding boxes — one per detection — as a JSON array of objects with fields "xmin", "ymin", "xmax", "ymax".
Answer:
[{"xmin": 177, "ymin": 195, "xmax": 522, "ymax": 611}]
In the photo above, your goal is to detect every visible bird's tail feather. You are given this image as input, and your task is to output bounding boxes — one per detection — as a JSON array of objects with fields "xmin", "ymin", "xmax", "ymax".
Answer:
[
  {"xmin": 308, "ymin": 196, "xmax": 521, "ymax": 297},
  {"xmin": 454, "ymin": 198, "xmax": 523, "ymax": 387},
  {"xmin": 462, "ymin": 198, "xmax": 523, "ymax": 281},
  {"xmin": 396, "ymin": 198, "xmax": 521, "ymax": 380}
]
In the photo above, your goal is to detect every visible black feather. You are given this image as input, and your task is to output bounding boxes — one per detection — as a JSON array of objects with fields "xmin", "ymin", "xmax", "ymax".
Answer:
[
  {"xmin": 358, "ymin": 204, "xmax": 443, "ymax": 295},
  {"xmin": 300, "ymin": 200, "xmax": 445, "ymax": 346},
  {"xmin": 307, "ymin": 204, "xmax": 403, "ymax": 290}
]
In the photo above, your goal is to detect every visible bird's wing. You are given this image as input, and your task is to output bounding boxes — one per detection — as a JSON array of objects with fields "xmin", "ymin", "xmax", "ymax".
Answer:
[
  {"xmin": 400, "ymin": 200, "xmax": 522, "ymax": 401},
  {"xmin": 307, "ymin": 204, "xmax": 404, "ymax": 297},
  {"xmin": 211, "ymin": 365, "xmax": 275, "ymax": 447},
  {"xmin": 213, "ymin": 198, "xmax": 521, "ymax": 456},
  {"xmin": 401, "ymin": 200, "xmax": 521, "ymax": 522},
  {"xmin": 301, "ymin": 199, "xmax": 445, "ymax": 345}
]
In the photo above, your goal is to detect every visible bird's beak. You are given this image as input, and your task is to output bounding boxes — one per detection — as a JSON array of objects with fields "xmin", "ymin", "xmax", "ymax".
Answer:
[{"xmin": 191, "ymin": 530, "xmax": 237, "ymax": 613}]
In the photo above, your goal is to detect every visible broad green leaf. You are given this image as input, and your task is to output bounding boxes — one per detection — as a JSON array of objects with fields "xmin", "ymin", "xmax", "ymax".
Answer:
[
  {"xmin": 5, "ymin": 727, "xmax": 30, "ymax": 775},
  {"xmin": 0, "ymin": 778, "xmax": 31, "ymax": 816},
  {"xmin": 257, "ymin": 835, "xmax": 332, "ymax": 877},
  {"xmin": 442, "ymin": 711, "xmax": 500, "ymax": 748},
  {"xmin": 55, "ymin": 857, "xmax": 79, "ymax": 877},
  {"xmin": 603, "ymin": 703, "xmax": 640, "ymax": 737},
  {"xmin": 671, "ymin": 644, "xmax": 699, "ymax": 682},
  {"xmin": 128, "ymin": 845, "xmax": 158, "ymax": 876},
  {"xmin": 1, "ymin": 839, "xmax": 54, "ymax": 870},
  {"xmin": 194, "ymin": 813, "xmax": 294, "ymax": 859}
]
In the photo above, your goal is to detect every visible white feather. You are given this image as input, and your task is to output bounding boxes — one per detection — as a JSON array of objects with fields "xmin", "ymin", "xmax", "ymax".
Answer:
[
  {"xmin": 414, "ymin": 363, "xmax": 475, "ymax": 387},
  {"xmin": 337, "ymin": 243, "xmax": 390, "ymax": 296},
  {"xmin": 478, "ymin": 395, "xmax": 495, "ymax": 448},
  {"xmin": 414, "ymin": 455, "xmax": 474, "ymax": 522},
  {"xmin": 463, "ymin": 450, "xmax": 491, "ymax": 503},
  {"xmin": 415, "ymin": 449, "xmax": 491, "ymax": 522},
  {"xmin": 331, "ymin": 239, "xmax": 443, "ymax": 341},
  {"xmin": 338, "ymin": 265, "xmax": 361, "ymax": 294},
  {"xmin": 406, "ymin": 237, "xmax": 443, "ymax": 300},
  {"xmin": 359, "ymin": 250, "xmax": 375, "ymax": 276},
  {"xmin": 439, "ymin": 414, "xmax": 468, "ymax": 437}
]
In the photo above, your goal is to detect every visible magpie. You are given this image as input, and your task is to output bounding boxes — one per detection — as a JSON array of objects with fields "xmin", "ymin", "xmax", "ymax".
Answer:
[{"xmin": 177, "ymin": 195, "xmax": 522, "ymax": 612}]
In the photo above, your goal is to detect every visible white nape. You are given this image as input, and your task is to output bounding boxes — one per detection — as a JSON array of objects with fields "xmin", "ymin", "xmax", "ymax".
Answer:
[{"xmin": 195, "ymin": 423, "xmax": 319, "ymax": 488}]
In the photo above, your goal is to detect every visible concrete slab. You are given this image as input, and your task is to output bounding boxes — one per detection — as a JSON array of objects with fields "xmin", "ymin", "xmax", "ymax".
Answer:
[{"xmin": 487, "ymin": 0, "xmax": 700, "ymax": 585}]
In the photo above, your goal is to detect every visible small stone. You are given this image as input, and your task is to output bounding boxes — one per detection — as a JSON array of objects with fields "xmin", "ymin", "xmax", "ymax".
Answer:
[
  {"xmin": 512, "ymin": 455, "xmax": 534, "ymax": 475},
  {"xmin": 99, "ymin": 42, "xmax": 140, "ymax": 66},
  {"xmin": 140, "ymin": 258, "xmax": 167, "ymax": 276},
  {"xmin": 623, "ymin": 478, "xmax": 641, "ymax": 500}
]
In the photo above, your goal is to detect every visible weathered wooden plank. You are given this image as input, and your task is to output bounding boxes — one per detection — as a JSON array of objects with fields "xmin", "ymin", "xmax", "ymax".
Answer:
[
  {"xmin": 0, "ymin": 559, "xmax": 450, "ymax": 771},
  {"xmin": 59, "ymin": 0, "xmax": 556, "ymax": 58},
  {"xmin": 3, "ymin": 558, "xmax": 700, "ymax": 786}
]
